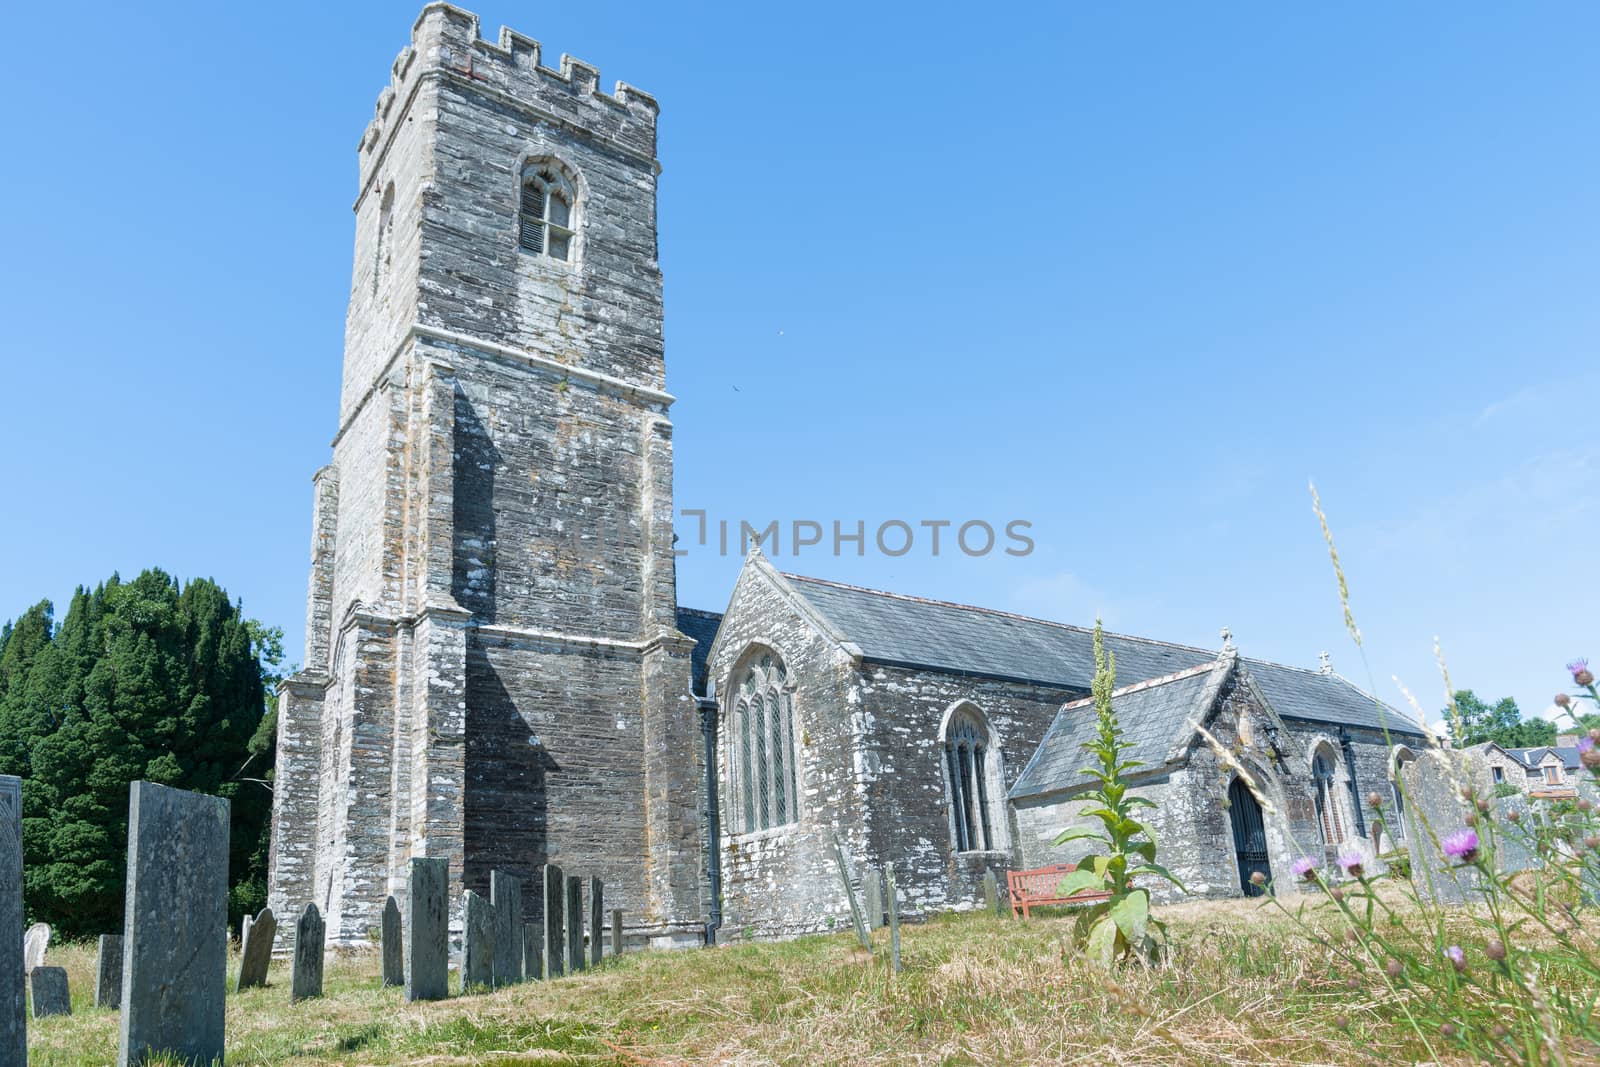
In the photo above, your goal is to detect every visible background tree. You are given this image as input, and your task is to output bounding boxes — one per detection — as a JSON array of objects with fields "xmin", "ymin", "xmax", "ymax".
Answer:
[
  {"xmin": 0, "ymin": 569, "xmax": 277, "ymax": 935},
  {"xmin": 1445, "ymin": 689, "xmax": 1555, "ymax": 749}
]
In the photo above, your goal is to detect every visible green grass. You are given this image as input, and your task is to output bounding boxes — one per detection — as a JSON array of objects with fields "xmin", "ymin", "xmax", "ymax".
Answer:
[{"xmin": 24, "ymin": 896, "xmax": 1501, "ymax": 1065}]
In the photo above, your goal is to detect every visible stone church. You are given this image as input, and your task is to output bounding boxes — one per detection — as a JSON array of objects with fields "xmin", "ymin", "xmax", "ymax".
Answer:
[{"xmin": 266, "ymin": 4, "xmax": 1428, "ymax": 948}]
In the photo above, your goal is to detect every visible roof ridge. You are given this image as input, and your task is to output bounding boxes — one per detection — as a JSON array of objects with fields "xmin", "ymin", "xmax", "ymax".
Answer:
[
  {"xmin": 676, "ymin": 606, "xmax": 724, "ymax": 619},
  {"xmin": 1056, "ymin": 658, "xmax": 1223, "ymax": 711}
]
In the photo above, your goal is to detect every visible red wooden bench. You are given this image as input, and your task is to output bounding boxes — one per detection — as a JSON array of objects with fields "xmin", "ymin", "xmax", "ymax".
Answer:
[{"xmin": 1006, "ymin": 862, "xmax": 1112, "ymax": 918}]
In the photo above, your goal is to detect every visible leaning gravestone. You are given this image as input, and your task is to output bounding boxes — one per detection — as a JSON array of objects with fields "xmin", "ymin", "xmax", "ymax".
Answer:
[
  {"xmin": 118, "ymin": 781, "xmax": 229, "ymax": 1067},
  {"xmin": 610, "ymin": 909, "xmax": 624, "ymax": 959},
  {"xmin": 23, "ymin": 923, "xmax": 49, "ymax": 974},
  {"xmin": 1400, "ymin": 748, "xmax": 1493, "ymax": 905},
  {"xmin": 543, "ymin": 864, "xmax": 564, "ymax": 979},
  {"xmin": 864, "ymin": 868, "xmax": 884, "ymax": 930},
  {"xmin": 489, "ymin": 871, "xmax": 522, "ymax": 986},
  {"xmin": 29, "ymin": 966, "xmax": 69, "ymax": 1017},
  {"xmin": 96, "ymin": 935, "xmax": 124, "ymax": 1009},
  {"xmin": 1, "ymin": 774, "xmax": 23, "ymax": 1066},
  {"xmin": 462, "ymin": 890, "xmax": 494, "ymax": 992},
  {"xmin": 405, "ymin": 857, "xmax": 449, "ymax": 1002},
  {"xmin": 236, "ymin": 907, "xmax": 277, "ymax": 991},
  {"xmin": 565, "ymin": 876, "xmax": 585, "ymax": 972},
  {"xmin": 588, "ymin": 878, "xmax": 603, "ymax": 967},
  {"xmin": 1495, "ymin": 794, "xmax": 1540, "ymax": 874},
  {"xmin": 290, "ymin": 903, "xmax": 325, "ymax": 1002},
  {"xmin": 381, "ymin": 896, "xmax": 403, "ymax": 988},
  {"xmin": 523, "ymin": 922, "xmax": 543, "ymax": 980}
]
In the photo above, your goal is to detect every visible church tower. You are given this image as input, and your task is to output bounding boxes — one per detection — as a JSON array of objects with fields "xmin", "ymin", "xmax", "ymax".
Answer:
[{"xmin": 268, "ymin": 3, "xmax": 703, "ymax": 946}]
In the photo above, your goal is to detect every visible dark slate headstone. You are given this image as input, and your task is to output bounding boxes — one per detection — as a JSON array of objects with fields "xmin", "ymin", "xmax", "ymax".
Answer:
[
  {"xmin": 610, "ymin": 909, "xmax": 623, "ymax": 959},
  {"xmin": 381, "ymin": 896, "xmax": 403, "ymax": 988},
  {"xmin": 291, "ymin": 903, "xmax": 325, "ymax": 1002},
  {"xmin": 523, "ymin": 922, "xmax": 543, "ymax": 980},
  {"xmin": 1495, "ymin": 795, "xmax": 1539, "ymax": 875},
  {"xmin": 543, "ymin": 864, "xmax": 564, "ymax": 979},
  {"xmin": 489, "ymin": 871, "xmax": 522, "ymax": 986},
  {"xmin": 406, "ymin": 857, "xmax": 449, "ymax": 1002},
  {"xmin": 565, "ymin": 877, "xmax": 585, "ymax": 972},
  {"xmin": 588, "ymin": 878, "xmax": 603, "ymax": 967},
  {"xmin": 96, "ymin": 935, "xmax": 124, "ymax": 1009},
  {"xmin": 864, "ymin": 868, "xmax": 884, "ymax": 930},
  {"xmin": 29, "ymin": 966, "xmax": 69, "ymax": 1018},
  {"xmin": 462, "ymin": 890, "xmax": 494, "ymax": 992},
  {"xmin": 118, "ymin": 780, "xmax": 229, "ymax": 1067},
  {"xmin": 0, "ymin": 774, "xmax": 22, "ymax": 1066},
  {"xmin": 1400, "ymin": 749, "xmax": 1493, "ymax": 906},
  {"xmin": 236, "ymin": 907, "xmax": 277, "ymax": 991}
]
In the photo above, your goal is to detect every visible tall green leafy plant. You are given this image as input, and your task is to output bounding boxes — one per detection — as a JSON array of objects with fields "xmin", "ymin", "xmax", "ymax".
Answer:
[{"xmin": 1052, "ymin": 619, "xmax": 1184, "ymax": 966}]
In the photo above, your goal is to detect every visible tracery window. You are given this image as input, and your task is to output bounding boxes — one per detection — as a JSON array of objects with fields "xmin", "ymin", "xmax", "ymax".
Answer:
[
  {"xmin": 1313, "ymin": 747, "xmax": 1346, "ymax": 845},
  {"xmin": 945, "ymin": 707, "xmax": 996, "ymax": 852},
  {"xmin": 519, "ymin": 164, "xmax": 576, "ymax": 261},
  {"xmin": 730, "ymin": 652, "xmax": 798, "ymax": 833}
]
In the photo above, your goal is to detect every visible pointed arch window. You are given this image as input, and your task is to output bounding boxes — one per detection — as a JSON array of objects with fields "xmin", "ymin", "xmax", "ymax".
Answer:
[
  {"xmin": 945, "ymin": 706, "xmax": 1001, "ymax": 852},
  {"xmin": 1313, "ymin": 747, "xmax": 1346, "ymax": 845},
  {"xmin": 519, "ymin": 164, "xmax": 576, "ymax": 261},
  {"xmin": 731, "ymin": 652, "xmax": 799, "ymax": 833}
]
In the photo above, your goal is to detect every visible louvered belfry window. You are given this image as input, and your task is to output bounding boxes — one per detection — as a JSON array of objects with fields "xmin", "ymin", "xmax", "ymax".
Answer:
[
  {"xmin": 946, "ymin": 708, "xmax": 994, "ymax": 852},
  {"xmin": 731, "ymin": 653, "xmax": 798, "ymax": 834},
  {"xmin": 519, "ymin": 165, "xmax": 575, "ymax": 261}
]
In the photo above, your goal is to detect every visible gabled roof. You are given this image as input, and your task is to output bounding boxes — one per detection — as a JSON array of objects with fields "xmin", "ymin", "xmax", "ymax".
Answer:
[
  {"xmin": 1507, "ymin": 746, "xmax": 1582, "ymax": 771},
  {"xmin": 775, "ymin": 572, "xmax": 1423, "ymax": 736},
  {"xmin": 1008, "ymin": 657, "xmax": 1237, "ymax": 800},
  {"xmin": 676, "ymin": 607, "xmax": 723, "ymax": 696}
]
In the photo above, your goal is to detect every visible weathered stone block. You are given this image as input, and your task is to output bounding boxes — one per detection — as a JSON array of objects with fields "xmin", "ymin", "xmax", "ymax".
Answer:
[
  {"xmin": 462, "ymin": 890, "xmax": 494, "ymax": 992},
  {"xmin": 96, "ymin": 935, "xmax": 124, "ymax": 1009},
  {"xmin": 1495, "ymin": 795, "xmax": 1539, "ymax": 874},
  {"xmin": 118, "ymin": 781, "xmax": 228, "ymax": 1067},
  {"xmin": 1401, "ymin": 749, "xmax": 1493, "ymax": 905},
  {"xmin": 588, "ymin": 878, "xmax": 603, "ymax": 967},
  {"xmin": 23, "ymin": 923, "xmax": 49, "ymax": 973},
  {"xmin": 565, "ymin": 876, "xmax": 584, "ymax": 972},
  {"xmin": 543, "ymin": 864, "xmax": 564, "ymax": 979},
  {"xmin": 291, "ymin": 903, "xmax": 325, "ymax": 1002},
  {"xmin": 236, "ymin": 908, "xmax": 276, "ymax": 991},
  {"xmin": 381, "ymin": 897, "xmax": 403, "ymax": 988},
  {"xmin": 523, "ymin": 922, "xmax": 543, "ymax": 980},
  {"xmin": 1, "ymin": 774, "xmax": 23, "ymax": 1066},
  {"xmin": 864, "ymin": 868, "xmax": 883, "ymax": 930},
  {"xmin": 29, "ymin": 966, "xmax": 69, "ymax": 1018},
  {"xmin": 406, "ymin": 857, "xmax": 449, "ymax": 1002},
  {"xmin": 490, "ymin": 871, "xmax": 522, "ymax": 985}
]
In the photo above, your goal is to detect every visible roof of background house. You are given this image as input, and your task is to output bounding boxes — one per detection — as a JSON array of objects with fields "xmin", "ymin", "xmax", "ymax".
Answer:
[
  {"xmin": 1008, "ymin": 658, "xmax": 1235, "ymax": 800},
  {"xmin": 1507, "ymin": 746, "xmax": 1582, "ymax": 771},
  {"xmin": 777, "ymin": 573, "xmax": 1424, "ymax": 736}
]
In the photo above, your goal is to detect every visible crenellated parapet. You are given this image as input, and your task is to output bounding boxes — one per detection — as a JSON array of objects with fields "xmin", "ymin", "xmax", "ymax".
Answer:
[{"xmin": 357, "ymin": 3, "xmax": 659, "ymax": 198}]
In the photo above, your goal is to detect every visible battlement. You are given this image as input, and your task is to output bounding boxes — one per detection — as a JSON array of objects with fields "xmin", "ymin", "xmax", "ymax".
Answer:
[{"xmin": 357, "ymin": 3, "xmax": 659, "ymax": 197}]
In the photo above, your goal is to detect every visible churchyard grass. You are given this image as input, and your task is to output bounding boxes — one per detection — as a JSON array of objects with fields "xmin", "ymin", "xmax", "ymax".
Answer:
[{"xmin": 23, "ymin": 892, "xmax": 1539, "ymax": 1066}]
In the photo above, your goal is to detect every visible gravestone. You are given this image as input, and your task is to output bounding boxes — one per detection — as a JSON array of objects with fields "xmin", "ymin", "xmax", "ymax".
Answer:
[
  {"xmin": 565, "ymin": 876, "xmax": 585, "ymax": 972},
  {"xmin": 1495, "ymin": 795, "xmax": 1539, "ymax": 874},
  {"xmin": 118, "ymin": 781, "xmax": 229, "ymax": 1067},
  {"xmin": 291, "ymin": 903, "xmax": 325, "ymax": 1002},
  {"xmin": 462, "ymin": 890, "xmax": 494, "ymax": 992},
  {"xmin": 489, "ymin": 871, "xmax": 522, "ymax": 985},
  {"xmin": 589, "ymin": 878, "xmax": 603, "ymax": 967},
  {"xmin": 523, "ymin": 923, "xmax": 543, "ymax": 980},
  {"xmin": 610, "ymin": 909, "xmax": 623, "ymax": 959},
  {"xmin": 885, "ymin": 865, "xmax": 903, "ymax": 973},
  {"xmin": 96, "ymin": 935, "xmax": 124, "ymax": 1009},
  {"xmin": 23, "ymin": 923, "xmax": 49, "ymax": 974},
  {"xmin": 1400, "ymin": 748, "xmax": 1493, "ymax": 905},
  {"xmin": 982, "ymin": 870, "xmax": 1002, "ymax": 915},
  {"xmin": 29, "ymin": 966, "xmax": 69, "ymax": 1017},
  {"xmin": 381, "ymin": 896, "xmax": 403, "ymax": 988},
  {"xmin": 864, "ymin": 868, "xmax": 884, "ymax": 930},
  {"xmin": 1, "ymin": 774, "xmax": 22, "ymax": 1067},
  {"xmin": 828, "ymin": 834, "xmax": 872, "ymax": 953},
  {"xmin": 236, "ymin": 907, "xmax": 277, "ymax": 991},
  {"xmin": 543, "ymin": 864, "xmax": 564, "ymax": 979},
  {"xmin": 406, "ymin": 857, "xmax": 449, "ymax": 1001}
]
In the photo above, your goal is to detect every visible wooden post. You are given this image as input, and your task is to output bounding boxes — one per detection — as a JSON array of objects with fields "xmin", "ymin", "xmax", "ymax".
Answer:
[
  {"xmin": 885, "ymin": 864, "xmax": 902, "ymax": 973},
  {"xmin": 828, "ymin": 833, "xmax": 872, "ymax": 954}
]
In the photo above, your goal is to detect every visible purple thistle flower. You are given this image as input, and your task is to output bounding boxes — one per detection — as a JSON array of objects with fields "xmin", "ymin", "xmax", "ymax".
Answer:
[
  {"xmin": 1291, "ymin": 855, "xmax": 1317, "ymax": 881},
  {"xmin": 1445, "ymin": 945, "xmax": 1467, "ymax": 973},
  {"xmin": 1337, "ymin": 851, "xmax": 1364, "ymax": 877},
  {"xmin": 1442, "ymin": 828, "xmax": 1479, "ymax": 863},
  {"xmin": 1581, "ymin": 735, "xmax": 1595, "ymax": 754},
  {"xmin": 1571, "ymin": 658, "xmax": 1595, "ymax": 687}
]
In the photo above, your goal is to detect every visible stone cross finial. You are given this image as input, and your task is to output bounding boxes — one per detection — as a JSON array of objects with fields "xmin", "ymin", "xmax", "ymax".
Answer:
[
  {"xmin": 1220, "ymin": 626, "xmax": 1234, "ymax": 651},
  {"xmin": 1319, "ymin": 651, "xmax": 1333, "ymax": 674}
]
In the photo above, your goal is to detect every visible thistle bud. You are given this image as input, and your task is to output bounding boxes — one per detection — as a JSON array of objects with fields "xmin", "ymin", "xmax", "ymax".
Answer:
[
  {"xmin": 1506, "ymin": 808, "xmax": 1520, "ymax": 822},
  {"xmin": 1441, "ymin": 1022, "xmax": 1458, "ymax": 1039},
  {"xmin": 1250, "ymin": 870, "xmax": 1266, "ymax": 887},
  {"xmin": 1486, "ymin": 940, "xmax": 1506, "ymax": 961},
  {"xmin": 1367, "ymin": 791, "xmax": 1384, "ymax": 808},
  {"xmin": 1582, "ymin": 746, "xmax": 1600, "ymax": 771},
  {"xmin": 1556, "ymin": 693, "xmax": 1573, "ymax": 708},
  {"xmin": 1335, "ymin": 1014, "xmax": 1350, "ymax": 1030},
  {"xmin": 1586, "ymin": 835, "xmax": 1600, "ymax": 850},
  {"xmin": 1580, "ymin": 798, "xmax": 1593, "ymax": 813},
  {"xmin": 1331, "ymin": 887, "xmax": 1344, "ymax": 903},
  {"xmin": 1578, "ymin": 668, "xmax": 1595, "ymax": 687},
  {"xmin": 1492, "ymin": 1024, "xmax": 1509, "ymax": 1040},
  {"xmin": 1386, "ymin": 958, "xmax": 1402, "ymax": 978},
  {"xmin": 1477, "ymin": 798, "xmax": 1490, "ymax": 814},
  {"xmin": 1465, "ymin": 812, "xmax": 1478, "ymax": 826}
]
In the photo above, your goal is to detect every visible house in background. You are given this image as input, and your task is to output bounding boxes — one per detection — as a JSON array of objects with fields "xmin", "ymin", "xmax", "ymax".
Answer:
[{"xmin": 1470, "ymin": 738, "xmax": 1582, "ymax": 800}]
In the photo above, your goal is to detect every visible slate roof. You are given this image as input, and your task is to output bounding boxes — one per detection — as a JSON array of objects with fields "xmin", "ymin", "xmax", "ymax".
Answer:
[
  {"xmin": 1507, "ymin": 746, "xmax": 1582, "ymax": 771},
  {"xmin": 1009, "ymin": 660, "xmax": 1229, "ymax": 800},
  {"xmin": 779, "ymin": 573, "xmax": 1424, "ymax": 736},
  {"xmin": 676, "ymin": 607, "xmax": 724, "ymax": 697}
]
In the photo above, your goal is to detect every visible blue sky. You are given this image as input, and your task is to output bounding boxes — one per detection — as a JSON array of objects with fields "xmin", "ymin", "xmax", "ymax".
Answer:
[{"xmin": 1, "ymin": 2, "xmax": 1595, "ymax": 729}]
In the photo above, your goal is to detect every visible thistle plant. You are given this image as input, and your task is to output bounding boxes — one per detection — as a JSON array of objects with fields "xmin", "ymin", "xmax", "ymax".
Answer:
[{"xmin": 1051, "ymin": 619, "xmax": 1184, "ymax": 966}]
